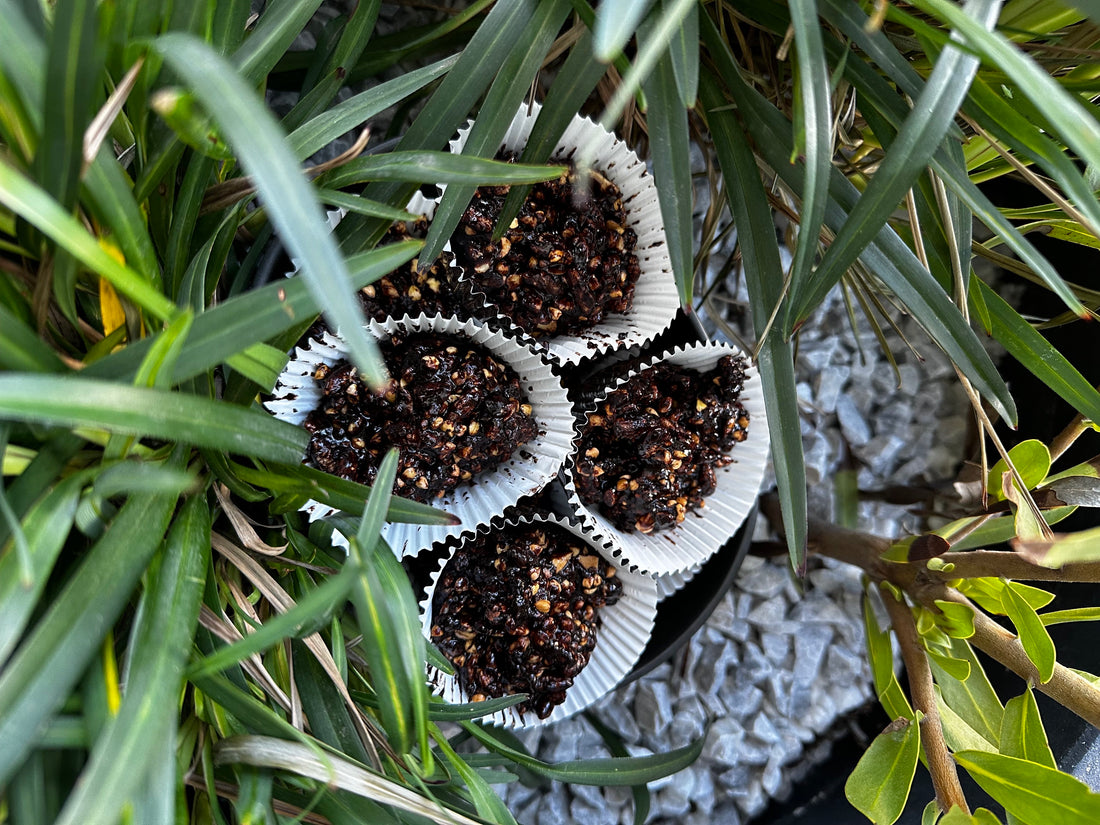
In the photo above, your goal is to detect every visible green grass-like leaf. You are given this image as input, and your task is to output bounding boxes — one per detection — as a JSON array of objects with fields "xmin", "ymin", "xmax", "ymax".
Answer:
[
  {"xmin": 0, "ymin": 471, "xmax": 182, "ymax": 786},
  {"xmin": 701, "ymin": 66, "xmax": 808, "ymax": 572},
  {"xmin": 155, "ymin": 33, "xmax": 387, "ymax": 387},
  {"xmin": 0, "ymin": 375, "xmax": 308, "ymax": 463},
  {"xmin": 52, "ymin": 494, "xmax": 210, "ymax": 825}
]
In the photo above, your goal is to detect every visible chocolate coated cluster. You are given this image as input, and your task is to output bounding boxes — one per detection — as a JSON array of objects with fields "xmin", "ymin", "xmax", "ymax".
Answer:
[
  {"xmin": 304, "ymin": 332, "xmax": 537, "ymax": 503},
  {"xmin": 431, "ymin": 522, "xmax": 623, "ymax": 719},
  {"xmin": 449, "ymin": 161, "xmax": 642, "ymax": 337},
  {"xmin": 573, "ymin": 356, "xmax": 750, "ymax": 533}
]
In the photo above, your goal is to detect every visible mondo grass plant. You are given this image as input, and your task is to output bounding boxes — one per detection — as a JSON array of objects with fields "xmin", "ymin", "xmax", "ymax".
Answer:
[{"xmin": 3, "ymin": 1, "xmax": 1100, "ymax": 824}]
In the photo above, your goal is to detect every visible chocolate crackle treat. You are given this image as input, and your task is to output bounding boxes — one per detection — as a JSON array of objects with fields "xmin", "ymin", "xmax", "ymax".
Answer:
[
  {"xmin": 358, "ymin": 215, "xmax": 470, "ymax": 322},
  {"xmin": 573, "ymin": 355, "xmax": 750, "ymax": 534},
  {"xmin": 304, "ymin": 331, "xmax": 538, "ymax": 504},
  {"xmin": 430, "ymin": 522, "xmax": 623, "ymax": 719},
  {"xmin": 449, "ymin": 160, "xmax": 643, "ymax": 338}
]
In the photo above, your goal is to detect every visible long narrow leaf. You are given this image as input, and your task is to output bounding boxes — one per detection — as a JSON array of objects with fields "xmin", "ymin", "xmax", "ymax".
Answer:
[
  {"xmin": 348, "ymin": 451, "xmax": 428, "ymax": 757},
  {"xmin": 289, "ymin": 55, "xmax": 458, "ymax": 159},
  {"xmin": 0, "ymin": 160, "xmax": 177, "ymax": 322},
  {"xmin": 0, "ymin": 476, "xmax": 182, "ymax": 786},
  {"xmin": 641, "ymin": 22, "xmax": 694, "ymax": 307},
  {"xmin": 0, "ymin": 474, "xmax": 84, "ymax": 665},
  {"xmin": 53, "ymin": 494, "xmax": 210, "ymax": 825},
  {"xmin": 316, "ymin": 152, "xmax": 566, "ymax": 191},
  {"xmin": 785, "ymin": 0, "xmax": 832, "ymax": 322},
  {"xmin": 791, "ymin": 0, "xmax": 1002, "ymax": 325},
  {"xmin": 593, "ymin": 0, "xmax": 654, "ymax": 60},
  {"xmin": 0, "ymin": 375, "xmax": 308, "ymax": 463},
  {"xmin": 155, "ymin": 34, "xmax": 387, "ymax": 387},
  {"xmin": 700, "ymin": 16, "xmax": 1016, "ymax": 424},
  {"xmin": 85, "ymin": 241, "xmax": 421, "ymax": 387},
  {"xmin": 701, "ymin": 70, "xmax": 808, "ymax": 572},
  {"xmin": 420, "ymin": 0, "xmax": 569, "ymax": 266}
]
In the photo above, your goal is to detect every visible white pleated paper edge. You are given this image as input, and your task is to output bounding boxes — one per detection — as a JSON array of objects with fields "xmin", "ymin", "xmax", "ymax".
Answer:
[
  {"xmin": 564, "ymin": 341, "xmax": 771, "ymax": 578},
  {"xmin": 264, "ymin": 313, "xmax": 575, "ymax": 557},
  {"xmin": 284, "ymin": 191, "xmax": 436, "ymax": 278},
  {"xmin": 447, "ymin": 101, "xmax": 679, "ymax": 366},
  {"xmin": 419, "ymin": 513, "xmax": 658, "ymax": 728}
]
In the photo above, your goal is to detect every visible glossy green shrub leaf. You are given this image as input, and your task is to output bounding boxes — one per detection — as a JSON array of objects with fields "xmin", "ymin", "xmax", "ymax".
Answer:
[
  {"xmin": 844, "ymin": 718, "xmax": 920, "ymax": 825},
  {"xmin": 933, "ymin": 600, "xmax": 975, "ymax": 639},
  {"xmin": 1000, "ymin": 686, "xmax": 1056, "ymax": 770},
  {"xmin": 956, "ymin": 751, "xmax": 1100, "ymax": 823},
  {"xmin": 1015, "ymin": 523, "xmax": 1100, "ymax": 568},
  {"xmin": 864, "ymin": 594, "xmax": 914, "ymax": 720},
  {"xmin": 988, "ymin": 440, "xmax": 1051, "ymax": 502},
  {"xmin": 929, "ymin": 637, "xmax": 1003, "ymax": 746},
  {"xmin": 936, "ymin": 686, "xmax": 997, "ymax": 754},
  {"xmin": 1001, "ymin": 584, "xmax": 1056, "ymax": 683}
]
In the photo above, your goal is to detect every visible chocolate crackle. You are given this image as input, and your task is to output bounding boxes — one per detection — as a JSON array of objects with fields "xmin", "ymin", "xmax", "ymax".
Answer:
[
  {"xmin": 430, "ymin": 522, "xmax": 623, "ymax": 719},
  {"xmin": 573, "ymin": 355, "xmax": 750, "ymax": 534},
  {"xmin": 304, "ymin": 332, "xmax": 538, "ymax": 503},
  {"xmin": 449, "ymin": 160, "xmax": 642, "ymax": 337},
  {"xmin": 358, "ymin": 216, "xmax": 470, "ymax": 322}
]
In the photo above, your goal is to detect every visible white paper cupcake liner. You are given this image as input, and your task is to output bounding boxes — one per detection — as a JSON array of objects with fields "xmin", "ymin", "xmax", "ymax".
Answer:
[
  {"xmin": 447, "ymin": 101, "xmax": 679, "ymax": 366},
  {"xmin": 419, "ymin": 513, "xmax": 658, "ymax": 727},
  {"xmin": 264, "ymin": 313, "xmax": 575, "ymax": 557},
  {"xmin": 563, "ymin": 341, "xmax": 770, "ymax": 577}
]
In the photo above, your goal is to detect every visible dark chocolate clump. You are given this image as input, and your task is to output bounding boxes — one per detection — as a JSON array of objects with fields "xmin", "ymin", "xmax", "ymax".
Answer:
[
  {"xmin": 430, "ymin": 522, "xmax": 623, "ymax": 719},
  {"xmin": 304, "ymin": 332, "xmax": 538, "ymax": 503},
  {"xmin": 572, "ymin": 356, "xmax": 750, "ymax": 534},
  {"xmin": 358, "ymin": 216, "xmax": 471, "ymax": 322},
  {"xmin": 449, "ymin": 160, "xmax": 642, "ymax": 337}
]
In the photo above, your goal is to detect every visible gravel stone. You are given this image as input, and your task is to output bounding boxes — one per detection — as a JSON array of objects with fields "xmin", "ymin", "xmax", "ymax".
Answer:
[{"xmin": 836, "ymin": 393, "xmax": 872, "ymax": 446}]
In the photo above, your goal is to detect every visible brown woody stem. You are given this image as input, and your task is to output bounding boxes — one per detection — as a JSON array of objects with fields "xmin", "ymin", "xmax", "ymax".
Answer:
[
  {"xmin": 880, "ymin": 589, "xmax": 970, "ymax": 814},
  {"xmin": 933, "ymin": 551, "xmax": 1100, "ymax": 583}
]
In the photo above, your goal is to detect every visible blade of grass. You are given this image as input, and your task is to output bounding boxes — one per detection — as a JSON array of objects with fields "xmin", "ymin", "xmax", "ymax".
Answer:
[
  {"xmin": 84, "ymin": 241, "xmax": 421, "ymax": 387},
  {"xmin": 0, "ymin": 465, "xmax": 183, "ymax": 786},
  {"xmin": 664, "ymin": 0, "xmax": 699, "ymax": 105},
  {"xmin": 0, "ymin": 475, "xmax": 86, "ymax": 653},
  {"xmin": 216, "ymin": 735, "xmax": 484, "ymax": 825},
  {"xmin": 288, "ymin": 55, "xmax": 458, "ymax": 159},
  {"xmin": 316, "ymin": 189, "xmax": 418, "ymax": 222},
  {"xmin": 315, "ymin": 152, "xmax": 566, "ymax": 190},
  {"xmin": 189, "ymin": 566, "xmax": 354, "ymax": 681},
  {"xmin": 232, "ymin": 0, "xmax": 324, "ymax": 85},
  {"xmin": 348, "ymin": 451, "xmax": 429, "ymax": 759},
  {"xmin": 701, "ymin": 15, "xmax": 1016, "ymax": 424},
  {"xmin": 292, "ymin": 641, "xmax": 373, "ymax": 767},
  {"xmin": 433, "ymin": 730, "xmax": 517, "ymax": 825},
  {"xmin": 816, "ymin": 27, "xmax": 1084, "ymax": 316},
  {"xmin": 0, "ymin": 303, "xmax": 66, "ymax": 372},
  {"xmin": 0, "ymin": 375, "xmax": 309, "ymax": 464},
  {"xmin": 419, "ymin": 0, "xmax": 571, "ymax": 266},
  {"xmin": 640, "ymin": 20, "xmax": 694, "ymax": 306},
  {"xmin": 342, "ymin": 0, "xmax": 541, "ymax": 253},
  {"xmin": 790, "ymin": 0, "xmax": 1002, "ymax": 326},
  {"xmin": 35, "ymin": 0, "xmax": 101, "ymax": 212},
  {"xmin": 593, "ymin": 0, "xmax": 654, "ymax": 60},
  {"xmin": 463, "ymin": 720, "xmax": 707, "ymax": 785},
  {"xmin": 0, "ymin": 159, "xmax": 177, "ymax": 322},
  {"xmin": 53, "ymin": 494, "xmax": 210, "ymax": 825},
  {"xmin": 492, "ymin": 28, "xmax": 608, "ymax": 237},
  {"xmin": 916, "ymin": 0, "xmax": 1100, "ymax": 177},
  {"xmin": 785, "ymin": 0, "xmax": 832, "ymax": 327},
  {"xmin": 156, "ymin": 34, "xmax": 387, "ymax": 388},
  {"xmin": 701, "ymin": 70, "xmax": 808, "ymax": 573}
]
